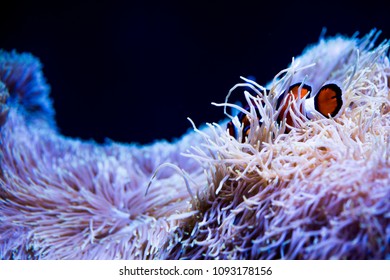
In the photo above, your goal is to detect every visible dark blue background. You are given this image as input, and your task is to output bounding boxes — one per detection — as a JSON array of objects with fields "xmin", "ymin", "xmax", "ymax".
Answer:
[{"xmin": 1, "ymin": 0, "xmax": 389, "ymax": 144}]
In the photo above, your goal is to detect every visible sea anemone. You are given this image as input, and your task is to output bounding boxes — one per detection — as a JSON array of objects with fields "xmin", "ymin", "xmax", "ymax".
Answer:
[{"xmin": 0, "ymin": 30, "xmax": 389, "ymax": 259}]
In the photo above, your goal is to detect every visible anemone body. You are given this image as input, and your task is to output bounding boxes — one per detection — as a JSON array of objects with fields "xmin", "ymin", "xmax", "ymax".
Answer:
[{"xmin": 0, "ymin": 30, "xmax": 389, "ymax": 259}]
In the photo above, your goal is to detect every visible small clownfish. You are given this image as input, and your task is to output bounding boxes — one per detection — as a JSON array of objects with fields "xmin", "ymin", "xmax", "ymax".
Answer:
[{"xmin": 227, "ymin": 82, "xmax": 343, "ymax": 141}]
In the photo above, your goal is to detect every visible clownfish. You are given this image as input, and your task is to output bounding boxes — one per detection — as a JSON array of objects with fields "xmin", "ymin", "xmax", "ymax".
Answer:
[{"xmin": 227, "ymin": 82, "xmax": 343, "ymax": 141}]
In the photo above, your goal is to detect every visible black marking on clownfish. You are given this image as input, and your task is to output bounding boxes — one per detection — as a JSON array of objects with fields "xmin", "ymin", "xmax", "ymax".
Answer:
[
  {"xmin": 314, "ymin": 83, "xmax": 343, "ymax": 117},
  {"xmin": 226, "ymin": 82, "xmax": 343, "ymax": 141},
  {"xmin": 277, "ymin": 83, "xmax": 312, "ymax": 127},
  {"xmin": 226, "ymin": 90, "xmax": 268, "ymax": 142}
]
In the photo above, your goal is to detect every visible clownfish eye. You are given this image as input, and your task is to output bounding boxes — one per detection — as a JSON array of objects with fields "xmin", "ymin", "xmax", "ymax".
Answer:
[{"xmin": 314, "ymin": 83, "xmax": 343, "ymax": 117}]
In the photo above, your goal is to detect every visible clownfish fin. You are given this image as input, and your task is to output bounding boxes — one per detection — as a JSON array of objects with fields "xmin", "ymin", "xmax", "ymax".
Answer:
[
  {"xmin": 227, "ymin": 120, "xmax": 236, "ymax": 138},
  {"xmin": 226, "ymin": 91, "xmax": 266, "ymax": 141},
  {"xmin": 243, "ymin": 125, "xmax": 251, "ymax": 138},
  {"xmin": 314, "ymin": 84, "xmax": 343, "ymax": 117},
  {"xmin": 277, "ymin": 83, "xmax": 312, "ymax": 125},
  {"xmin": 288, "ymin": 83, "xmax": 312, "ymax": 100}
]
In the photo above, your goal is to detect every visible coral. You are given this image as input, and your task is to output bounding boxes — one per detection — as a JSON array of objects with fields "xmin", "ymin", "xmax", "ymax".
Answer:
[{"xmin": 0, "ymin": 30, "xmax": 389, "ymax": 259}]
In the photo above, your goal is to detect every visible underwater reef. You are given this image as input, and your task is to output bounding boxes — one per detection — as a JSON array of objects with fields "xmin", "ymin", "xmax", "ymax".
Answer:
[{"xmin": 0, "ymin": 30, "xmax": 389, "ymax": 259}]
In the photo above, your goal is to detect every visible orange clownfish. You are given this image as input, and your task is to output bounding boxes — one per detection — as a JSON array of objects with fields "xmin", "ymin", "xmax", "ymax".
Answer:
[{"xmin": 227, "ymin": 82, "xmax": 343, "ymax": 141}]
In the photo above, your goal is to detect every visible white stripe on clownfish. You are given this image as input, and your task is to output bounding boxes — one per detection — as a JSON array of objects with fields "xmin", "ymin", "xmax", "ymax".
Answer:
[{"xmin": 226, "ymin": 82, "xmax": 344, "ymax": 141}]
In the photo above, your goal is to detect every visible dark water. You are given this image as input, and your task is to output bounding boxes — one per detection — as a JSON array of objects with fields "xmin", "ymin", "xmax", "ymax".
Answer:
[{"xmin": 1, "ymin": 1, "xmax": 389, "ymax": 144}]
